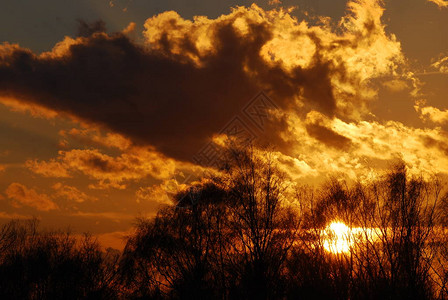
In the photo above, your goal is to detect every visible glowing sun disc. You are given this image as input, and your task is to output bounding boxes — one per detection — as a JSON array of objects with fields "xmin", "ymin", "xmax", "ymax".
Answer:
[{"xmin": 323, "ymin": 221, "xmax": 352, "ymax": 254}]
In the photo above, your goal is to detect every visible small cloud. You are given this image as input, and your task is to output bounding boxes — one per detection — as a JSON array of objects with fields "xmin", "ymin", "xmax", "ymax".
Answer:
[
  {"xmin": 414, "ymin": 100, "xmax": 448, "ymax": 125},
  {"xmin": 428, "ymin": 0, "xmax": 448, "ymax": 8},
  {"xmin": 135, "ymin": 181, "xmax": 176, "ymax": 205},
  {"xmin": 5, "ymin": 183, "xmax": 58, "ymax": 211},
  {"xmin": 58, "ymin": 139, "xmax": 69, "ymax": 149},
  {"xmin": 382, "ymin": 79, "xmax": 409, "ymax": 92},
  {"xmin": 269, "ymin": 0, "xmax": 282, "ymax": 5},
  {"xmin": 0, "ymin": 97, "xmax": 58, "ymax": 119},
  {"xmin": 431, "ymin": 55, "xmax": 448, "ymax": 73},
  {"xmin": 62, "ymin": 127, "xmax": 131, "ymax": 151},
  {"xmin": 25, "ymin": 159, "xmax": 72, "ymax": 178},
  {"xmin": 108, "ymin": 0, "xmax": 132, "ymax": 12},
  {"xmin": 52, "ymin": 183, "xmax": 97, "ymax": 203},
  {"xmin": 122, "ymin": 22, "xmax": 136, "ymax": 35},
  {"xmin": 27, "ymin": 147, "xmax": 178, "ymax": 189}
]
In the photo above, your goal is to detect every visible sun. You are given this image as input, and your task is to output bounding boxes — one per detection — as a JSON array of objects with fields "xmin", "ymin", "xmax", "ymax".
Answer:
[{"xmin": 323, "ymin": 221, "xmax": 352, "ymax": 254}]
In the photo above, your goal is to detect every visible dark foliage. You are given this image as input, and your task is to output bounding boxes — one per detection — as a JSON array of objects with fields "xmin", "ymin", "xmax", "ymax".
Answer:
[
  {"xmin": 0, "ymin": 219, "xmax": 120, "ymax": 299},
  {"xmin": 2, "ymin": 150, "xmax": 448, "ymax": 299}
]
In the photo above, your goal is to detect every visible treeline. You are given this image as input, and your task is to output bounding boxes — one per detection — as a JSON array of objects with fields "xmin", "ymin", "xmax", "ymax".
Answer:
[{"xmin": 2, "ymin": 148, "xmax": 448, "ymax": 299}]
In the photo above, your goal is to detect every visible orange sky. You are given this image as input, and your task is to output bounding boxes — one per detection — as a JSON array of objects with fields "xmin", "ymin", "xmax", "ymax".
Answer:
[{"xmin": 1, "ymin": 0, "xmax": 448, "ymax": 249}]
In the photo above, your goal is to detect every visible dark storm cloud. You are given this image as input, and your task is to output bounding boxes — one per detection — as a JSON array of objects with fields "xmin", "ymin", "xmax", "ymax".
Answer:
[
  {"xmin": 0, "ymin": 31, "xmax": 330, "ymax": 160},
  {"xmin": 305, "ymin": 123, "xmax": 352, "ymax": 150},
  {"xmin": 0, "ymin": 3, "xmax": 402, "ymax": 161},
  {"xmin": 0, "ymin": 32, "xmax": 262, "ymax": 161}
]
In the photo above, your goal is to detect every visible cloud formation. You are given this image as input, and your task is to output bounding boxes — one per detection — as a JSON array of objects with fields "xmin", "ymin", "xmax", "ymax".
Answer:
[
  {"xmin": 274, "ymin": 110, "xmax": 448, "ymax": 183},
  {"xmin": 3, "ymin": 0, "xmax": 447, "ymax": 207},
  {"xmin": 0, "ymin": 0, "xmax": 403, "ymax": 162},
  {"xmin": 428, "ymin": 0, "xmax": 448, "ymax": 8},
  {"xmin": 2, "ymin": 0, "xmax": 448, "ymax": 245},
  {"xmin": 26, "ymin": 159, "xmax": 72, "ymax": 178},
  {"xmin": 52, "ymin": 183, "xmax": 97, "ymax": 203},
  {"xmin": 414, "ymin": 100, "xmax": 448, "ymax": 125},
  {"xmin": 431, "ymin": 55, "xmax": 448, "ymax": 73},
  {"xmin": 27, "ymin": 148, "xmax": 176, "ymax": 189},
  {"xmin": 5, "ymin": 183, "xmax": 58, "ymax": 211}
]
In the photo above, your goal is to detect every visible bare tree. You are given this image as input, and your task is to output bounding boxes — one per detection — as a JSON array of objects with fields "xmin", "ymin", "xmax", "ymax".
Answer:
[
  {"xmin": 121, "ymin": 146, "xmax": 300, "ymax": 299},
  {"xmin": 0, "ymin": 219, "xmax": 120, "ymax": 299}
]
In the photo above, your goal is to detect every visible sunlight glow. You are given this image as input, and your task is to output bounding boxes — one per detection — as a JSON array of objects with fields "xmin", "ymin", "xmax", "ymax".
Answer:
[{"xmin": 323, "ymin": 221, "xmax": 353, "ymax": 254}]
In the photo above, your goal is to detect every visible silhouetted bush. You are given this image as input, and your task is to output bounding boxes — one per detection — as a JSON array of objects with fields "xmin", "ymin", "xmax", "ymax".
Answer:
[{"xmin": 0, "ymin": 219, "xmax": 120, "ymax": 299}]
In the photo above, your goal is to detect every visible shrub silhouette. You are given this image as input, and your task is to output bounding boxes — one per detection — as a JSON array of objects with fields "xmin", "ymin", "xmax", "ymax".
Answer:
[{"xmin": 0, "ymin": 219, "xmax": 120, "ymax": 299}]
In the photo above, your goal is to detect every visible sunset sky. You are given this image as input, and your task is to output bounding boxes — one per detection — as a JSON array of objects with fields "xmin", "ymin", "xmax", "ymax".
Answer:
[{"xmin": 1, "ymin": 0, "xmax": 448, "ymax": 249}]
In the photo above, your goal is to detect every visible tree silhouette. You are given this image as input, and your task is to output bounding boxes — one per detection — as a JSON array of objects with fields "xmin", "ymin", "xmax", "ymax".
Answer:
[
  {"xmin": 2, "ymin": 152, "xmax": 448, "ymax": 300},
  {"xmin": 0, "ymin": 219, "xmax": 120, "ymax": 299},
  {"xmin": 121, "ymin": 147, "xmax": 299, "ymax": 299}
]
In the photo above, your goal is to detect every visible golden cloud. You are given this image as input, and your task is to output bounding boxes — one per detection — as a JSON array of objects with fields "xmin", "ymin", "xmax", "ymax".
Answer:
[
  {"xmin": 414, "ymin": 100, "xmax": 448, "ymax": 125},
  {"xmin": 135, "ymin": 178, "xmax": 186, "ymax": 205},
  {"xmin": 382, "ymin": 79, "xmax": 409, "ymax": 92},
  {"xmin": 5, "ymin": 183, "xmax": 59, "ymax": 211},
  {"xmin": 122, "ymin": 22, "xmax": 137, "ymax": 35},
  {"xmin": 0, "ymin": 96, "xmax": 59, "ymax": 119},
  {"xmin": 274, "ymin": 112, "xmax": 448, "ymax": 183},
  {"xmin": 26, "ymin": 146, "xmax": 182, "ymax": 189},
  {"xmin": 25, "ymin": 159, "xmax": 72, "ymax": 178},
  {"xmin": 143, "ymin": 1, "xmax": 403, "ymax": 118},
  {"xmin": 40, "ymin": 148, "xmax": 174, "ymax": 189},
  {"xmin": 4, "ymin": 0, "xmax": 448, "ymax": 195},
  {"xmin": 0, "ymin": 0, "xmax": 405, "ymax": 162},
  {"xmin": 431, "ymin": 55, "xmax": 448, "ymax": 73},
  {"xmin": 52, "ymin": 183, "xmax": 97, "ymax": 203},
  {"xmin": 60, "ymin": 127, "xmax": 132, "ymax": 151},
  {"xmin": 428, "ymin": 0, "xmax": 448, "ymax": 8}
]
